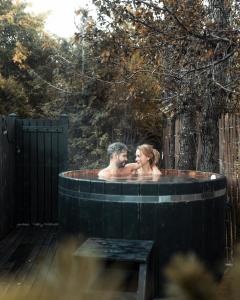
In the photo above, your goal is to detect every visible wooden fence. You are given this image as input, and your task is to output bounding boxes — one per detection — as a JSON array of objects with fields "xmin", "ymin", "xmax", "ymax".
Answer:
[
  {"xmin": 0, "ymin": 114, "xmax": 16, "ymax": 239},
  {"xmin": 15, "ymin": 116, "xmax": 68, "ymax": 224},
  {"xmin": 163, "ymin": 113, "xmax": 240, "ymax": 260},
  {"xmin": 0, "ymin": 114, "xmax": 68, "ymax": 240},
  {"xmin": 163, "ymin": 116, "xmax": 202, "ymax": 170},
  {"xmin": 219, "ymin": 114, "xmax": 240, "ymax": 260}
]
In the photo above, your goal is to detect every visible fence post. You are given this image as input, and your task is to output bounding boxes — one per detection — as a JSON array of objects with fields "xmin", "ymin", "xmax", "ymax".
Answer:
[
  {"xmin": 7, "ymin": 113, "xmax": 17, "ymax": 144},
  {"xmin": 59, "ymin": 114, "xmax": 69, "ymax": 171},
  {"xmin": 8, "ymin": 113, "xmax": 17, "ymax": 232},
  {"xmin": 0, "ymin": 113, "xmax": 17, "ymax": 240}
]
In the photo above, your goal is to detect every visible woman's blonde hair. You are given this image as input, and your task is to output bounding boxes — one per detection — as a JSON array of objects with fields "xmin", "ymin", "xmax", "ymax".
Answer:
[
  {"xmin": 137, "ymin": 144, "xmax": 159, "ymax": 167},
  {"xmin": 153, "ymin": 149, "xmax": 160, "ymax": 165}
]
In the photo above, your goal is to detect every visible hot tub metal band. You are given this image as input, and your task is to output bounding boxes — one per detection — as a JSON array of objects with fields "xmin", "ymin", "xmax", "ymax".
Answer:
[{"xmin": 59, "ymin": 186, "xmax": 226, "ymax": 203}]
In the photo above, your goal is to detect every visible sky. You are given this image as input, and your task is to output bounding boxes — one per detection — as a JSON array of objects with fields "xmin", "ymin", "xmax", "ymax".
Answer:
[{"xmin": 25, "ymin": 0, "xmax": 93, "ymax": 38}]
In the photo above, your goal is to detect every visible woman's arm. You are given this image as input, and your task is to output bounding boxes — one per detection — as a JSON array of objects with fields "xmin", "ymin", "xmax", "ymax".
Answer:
[{"xmin": 125, "ymin": 162, "xmax": 141, "ymax": 171}]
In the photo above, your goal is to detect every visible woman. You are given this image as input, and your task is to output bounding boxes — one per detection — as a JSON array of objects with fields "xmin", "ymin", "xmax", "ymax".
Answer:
[{"xmin": 135, "ymin": 144, "xmax": 162, "ymax": 176}]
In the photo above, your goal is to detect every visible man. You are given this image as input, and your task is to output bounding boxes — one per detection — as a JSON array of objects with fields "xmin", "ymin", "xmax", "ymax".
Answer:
[{"xmin": 98, "ymin": 142, "xmax": 140, "ymax": 178}]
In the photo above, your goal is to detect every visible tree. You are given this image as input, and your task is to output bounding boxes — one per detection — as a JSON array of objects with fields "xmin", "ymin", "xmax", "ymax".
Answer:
[
  {"xmin": 199, "ymin": 0, "xmax": 233, "ymax": 172},
  {"xmin": 0, "ymin": 0, "xmax": 60, "ymax": 115},
  {"xmin": 88, "ymin": 0, "xmax": 240, "ymax": 171},
  {"xmin": 41, "ymin": 7, "xmax": 165, "ymax": 169}
]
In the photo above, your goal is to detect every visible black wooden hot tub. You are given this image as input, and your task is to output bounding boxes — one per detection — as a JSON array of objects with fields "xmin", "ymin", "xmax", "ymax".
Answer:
[{"xmin": 58, "ymin": 169, "xmax": 226, "ymax": 296}]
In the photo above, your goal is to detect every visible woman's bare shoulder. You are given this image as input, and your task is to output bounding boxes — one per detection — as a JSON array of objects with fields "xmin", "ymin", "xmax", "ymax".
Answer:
[{"xmin": 152, "ymin": 166, "xmax": 162, "ymax": 175}]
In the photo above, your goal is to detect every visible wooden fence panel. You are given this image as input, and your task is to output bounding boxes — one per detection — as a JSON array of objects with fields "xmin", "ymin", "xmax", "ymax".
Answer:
[
  {"xmin": 15, "ymin": 116, "xmax": 68, "ymax": 225},
  {"xmin": 163, "ymin": 115, "xmax": 201, "ymax": 169},
  {"xmin": 163, "ymin": 113, "xmax": 240, "ymax": 260},
  {"xmin": 219, "ymin": 113, "xmax": 240, "ymax": 260},
  {"xmin": 0, "ymin": 114, "xmax": 16, "ymax": 239}
]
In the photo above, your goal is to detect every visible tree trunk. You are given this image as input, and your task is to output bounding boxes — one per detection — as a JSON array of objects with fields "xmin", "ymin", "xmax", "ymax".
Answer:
[
  {"xmin": 199, "ymin": 0, "xmax": 230, "ymax": 172},
  {"xmin": 199, "ymin": 102, "xmax": 220, "ymax": 172},
  {"xmin": 169, "ymin": 117, "xmax": 175, "ymax": 169},
  {"xmin": 177, "ymin": 111, "xmax": 197, "ymax": 170}
]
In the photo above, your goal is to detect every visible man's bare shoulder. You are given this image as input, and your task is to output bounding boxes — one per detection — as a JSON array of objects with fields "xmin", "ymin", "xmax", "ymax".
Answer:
[{"xmin": 98, "ymin": 167, "xmax": 111, "ymax": 178}]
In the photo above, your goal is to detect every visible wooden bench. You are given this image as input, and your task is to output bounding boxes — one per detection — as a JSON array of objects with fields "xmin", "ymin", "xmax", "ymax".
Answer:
[{"xmin": 74, "ymin": 238, "xmax": 154, "ymax": 300}]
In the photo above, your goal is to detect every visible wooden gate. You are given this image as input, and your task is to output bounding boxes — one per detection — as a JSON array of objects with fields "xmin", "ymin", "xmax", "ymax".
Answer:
[{"xmin": 15, "ymin": 116, "xmax": 68, "ymax": 224}]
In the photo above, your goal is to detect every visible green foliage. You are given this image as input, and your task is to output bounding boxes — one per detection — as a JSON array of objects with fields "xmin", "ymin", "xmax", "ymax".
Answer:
[
  {"xmin": 0, "ymin": 0, "xmax": 60, "ymax": 116},
  {"xmin": 0, "ymin": 74, "xmax": 31, "ymax": 115},
  {"xmin": 40, "ymin": 13, "xmax": 164, "ymax": 169},
  {"xmin": 86, "ymin": 0, "xmax": 240, "ymax": 171},
  {"xmin": 0, "ymin": 1, "xmax": 167, "ymax": 169},
  {"xmin": 8, "ymin": 0, "xmax": 240, "ymax": 171}
]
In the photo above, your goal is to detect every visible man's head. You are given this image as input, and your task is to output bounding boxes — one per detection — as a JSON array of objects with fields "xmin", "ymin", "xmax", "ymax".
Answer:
[{"xmin": 107, "ymin": 142, "xmax": 128, "ymax": 168}]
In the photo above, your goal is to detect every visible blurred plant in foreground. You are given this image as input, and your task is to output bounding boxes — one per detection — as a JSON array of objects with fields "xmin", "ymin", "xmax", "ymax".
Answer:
[
  {"xmin": 165, "ymin": 249, "xmax": 240, "ymax": 300},
  {"xmin": 1, "ymin": 241, "xmax": 240, "ymax": 300},
  {"xmin": 0, "ymin": 239, "xmax": 124, "ymax": 300}
]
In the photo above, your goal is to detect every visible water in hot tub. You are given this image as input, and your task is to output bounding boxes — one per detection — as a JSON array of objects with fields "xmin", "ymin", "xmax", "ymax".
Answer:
[{"xmin": 64, "ymin": 170, "xmax": 220, "ymax": 183}]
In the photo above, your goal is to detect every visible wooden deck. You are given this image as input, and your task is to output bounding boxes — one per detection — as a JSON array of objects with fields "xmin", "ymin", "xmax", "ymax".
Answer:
[
  {"xmin": 0, "ymin": 226, "xmax": 166, "ymax": 300},
  {"xmin": 0, "ymin": 226, "xmax": 154, "ymax": 300},
  {"xmin": 0, "ymin": 225, "xmax": 64, "ymax": 296}
]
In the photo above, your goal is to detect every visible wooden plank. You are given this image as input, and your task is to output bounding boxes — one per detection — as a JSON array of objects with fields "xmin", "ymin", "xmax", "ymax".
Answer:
[
  {"xmin": 137, "ymin": 263, "xmax": 147, "ymax": 300},
  {"xmin": 175, "ymin": 119, "xmax": 180, "ymax": 168},
  {"xmin": 37, "ymin": 119, "xmax": 45, "ymax": 224},
  {"xmin": 223, "ymin": 114, "xmax": 233, "ymax": 259},
  {"xmin": 29, "ymin": 119, "xmax": 39, "ymax": 224},
  {"xmin": 0, "ymin": 226, "xmax": 59, "ymax": 296},
  {"xmin": 15, "ymin": 119, "xmax": 24, "ymax": 224},
  {"xmin": 44, "ymin": 119, "xmax": 53, "ymax": 223},
  {"xmin": 219, "ymin": 115, "xmax": 223, "ymax": 173},
  {"xmin": 8, "ymin": 227, "xmax": 47, "ymax": 276},
  {"xmin": 50, "ymin": 124, "xmax": 59, "ymax": 223},
  {"xmin": 230, "ymin": 115, "xmax": 237, "ymax": 242},
  {"xmin": 234, "ymin": 115, "xmax": 240, "ymax": 241},
  {"xmin": 103, "ymin": 202, "xmax": 122, "ymax": 239},
  {"xmin": 31, "ymin": 229, "xmax": 67, "ymax": 299},
  {"xmin": 75, "ymin": 238, "xmax": 153, "ymax": 263},
  {"xmin": 0, "ymin": 118, "xmax": 5, "ymax": 237},
  {"xmin": 23, "ymin": 119, "xmax": 31, "ymax": 223},
  {"xmin": 6, "ymin": 115, "xmax": 16, "ymax": 232},
  {"xmin": 0, "ymin": 227, "xmax": 27, "ymax": 270},
  {"xmin": 0, "ymin": 226, "xmax": 30, "ymax": 295},
  {"xmin": 138, "ymin": 203, "xmax": 157, "ymax": 241},
  {"xmin": 58, "ymin": 116, "xmax": 68, "ymax": 172},
  {"xmin": 53, "ymin": 116, "xmax": 68, "ymax": 222},
  {"xmin": 190, "ymin": 201, "xmax": 205, "ymax": 259},
  {"xmin": 122, "ymin": 203, "xmax": 139, "ymax": 240},
  {"xmin": 0, "ymin": 118, "xmax": 3, "ymax": 227},
  {"xmin": 26, "ymin": 226, "xmax": 60, "ymax": 293},
  {"xmin": 13, "ymin": 226, "xmax": 56, "ymax": 283}
]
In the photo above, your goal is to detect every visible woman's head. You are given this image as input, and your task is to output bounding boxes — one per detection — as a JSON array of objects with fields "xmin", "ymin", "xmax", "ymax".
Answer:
[{"xmin": 136, "ymin": 144, "xmax": 155, "ymax": 167}]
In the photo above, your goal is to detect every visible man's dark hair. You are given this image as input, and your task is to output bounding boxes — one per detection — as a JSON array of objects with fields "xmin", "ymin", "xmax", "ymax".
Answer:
[{"xmin": 107, "ymin": 142, "xmax": 128, "ymax": 158}]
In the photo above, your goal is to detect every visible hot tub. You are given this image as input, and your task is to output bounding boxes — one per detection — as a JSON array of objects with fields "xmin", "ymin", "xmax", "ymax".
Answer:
[{"xmin": 58, "ymin": 169, "xmax": 226, "ymax": 296}]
